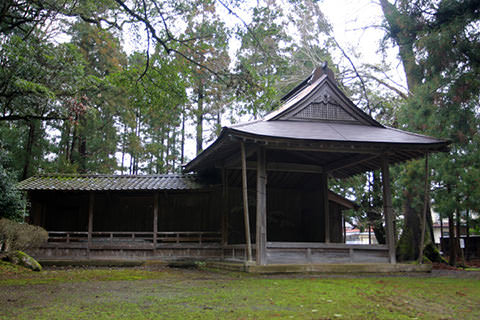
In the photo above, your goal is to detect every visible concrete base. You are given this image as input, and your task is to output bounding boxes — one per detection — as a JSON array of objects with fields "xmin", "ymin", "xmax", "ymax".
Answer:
[
  {"xmin": 206, "ymin": 261, "xmax": 432, "ymax": 274},
  {"xmin": 38, "ymin": 259, "xmax": 147, "ymax": 267},
  {"xmin": 37, "ymin": 258, "xmax": 432, "ymax": 274}
]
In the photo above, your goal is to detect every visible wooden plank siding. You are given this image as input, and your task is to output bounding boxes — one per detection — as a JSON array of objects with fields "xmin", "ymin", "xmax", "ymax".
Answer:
[{"xmin": 266, "ymin": 242, "xmax": 389, "ymax": 264}]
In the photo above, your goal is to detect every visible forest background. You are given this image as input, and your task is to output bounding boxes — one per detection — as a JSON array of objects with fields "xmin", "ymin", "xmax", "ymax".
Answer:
[{"xmin": 1, "ymin": 0, "xmax": 479, "ymax": 264}]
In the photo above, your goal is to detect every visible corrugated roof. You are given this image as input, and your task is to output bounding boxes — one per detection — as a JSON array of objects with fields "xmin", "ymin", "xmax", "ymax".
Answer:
[{"xmin": 17, "ymin": 174, "xmax": 205, "ymax": 191}]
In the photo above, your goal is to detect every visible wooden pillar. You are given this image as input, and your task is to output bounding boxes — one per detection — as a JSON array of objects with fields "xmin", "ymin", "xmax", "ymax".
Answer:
[
  {"xmin": 87, "ymin": 192, "xmax": 94, "ymax": 255},
  {"xmin": 321, "ymin": 173, "xmax": 330, "ymax": 243},
  {"xmin": 221, "ymin": 168, "xmax": 229, "ymax": 246},
  {"xmin": 256, "ymin": 146, "xmax": 267, "ymax": 265},
  {"xmin": 240, "ymin": 142, "xmax": 253, "ymax": 262},
  {"xmin": 381, "ymin": 156, "xmax": 396, "ymax": 264},
  {"xmin": 153, "ymin": 192, "xmax": 159, "ymax": 252}
]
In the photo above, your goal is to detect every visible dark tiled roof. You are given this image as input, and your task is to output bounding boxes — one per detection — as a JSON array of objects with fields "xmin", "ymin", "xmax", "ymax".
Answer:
[
  {"xmin": 229, "ymin": 121, "xmax": 445, "ymax": 144},
  {"xmin": 17, "ymin": 174, "xmax": 205, "ymax": 191}
]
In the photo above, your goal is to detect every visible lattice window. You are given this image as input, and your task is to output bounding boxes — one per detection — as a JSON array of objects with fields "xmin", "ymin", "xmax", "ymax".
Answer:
[{"xmin": 293, "ymin": 102, "xmax": 357, "ymax": 122}]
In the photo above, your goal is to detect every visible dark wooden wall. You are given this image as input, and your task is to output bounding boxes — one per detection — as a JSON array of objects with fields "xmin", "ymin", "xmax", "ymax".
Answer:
[
  {"xmin": 30, "ymin": 192, "xmax": 89, "ymax": 231},
  {"xmin": 158, "ymin": 191, "xmax": 220, "ymax": 232},
  {"xmin": 226, "ymin": 186, "xmax": 344, "ymax": 244},
  {"xmin": 93, "ymin": 192, "xmax": 153, "ymax": 232},
  {"xmin": 29, "ymin": 190, "xmax": 221, "ymax": 233},
  {"xmin": 28, "ymin": 183, "xmax": 343, "ymax": 242}
]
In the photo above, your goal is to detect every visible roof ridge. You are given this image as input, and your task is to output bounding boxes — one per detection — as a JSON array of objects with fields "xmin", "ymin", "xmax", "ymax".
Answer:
[
  {"xmin": 17, "ymin": 173, "xmax": 204, "ymax": 191},
  {"xmin": 229, "ymin": 119, "xmax": 263, "ymax": 128},
  {"xmin": 263, "ymin": 75, "xmax": 327, "ymax": 121},
  {"xmin": 32, "ymin": 173, "xmax": 197, "ymax": 178}
]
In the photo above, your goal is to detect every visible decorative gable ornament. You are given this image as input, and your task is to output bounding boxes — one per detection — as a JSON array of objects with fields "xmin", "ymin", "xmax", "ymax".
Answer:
[
  {"xmin": 265, "ymin": 63, "xmax": 380, "ymax": 126},
  {"xmin": 289, "ymin": 87, "xmax": 358, "ymax": 123}
]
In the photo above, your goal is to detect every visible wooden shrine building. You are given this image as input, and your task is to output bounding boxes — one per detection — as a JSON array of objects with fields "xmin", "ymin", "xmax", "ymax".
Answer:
[{"xmin": 18, "ymin": 65, "xmax": 449, "ymax": 266}]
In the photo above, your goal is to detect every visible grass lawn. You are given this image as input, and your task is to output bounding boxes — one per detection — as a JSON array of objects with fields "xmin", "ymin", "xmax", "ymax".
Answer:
[{"xmin": 1, "ymin": 261, "xmax": 479, "ymax": 320}]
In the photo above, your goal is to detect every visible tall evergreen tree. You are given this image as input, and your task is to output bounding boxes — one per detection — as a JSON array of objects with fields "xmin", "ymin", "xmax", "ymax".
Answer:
[{"xmin": 379, "ymin": 0, "xmax": 480, "ymax": 263}]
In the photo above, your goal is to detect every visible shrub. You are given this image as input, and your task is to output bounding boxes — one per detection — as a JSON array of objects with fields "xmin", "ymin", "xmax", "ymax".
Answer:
[
  {"xmin": 0, "ymin": 148, "xmax": 26, "ymax": 221},
  {"xmin": 0, "ymin": 218, "xmax": 48, "ymax": 252}
]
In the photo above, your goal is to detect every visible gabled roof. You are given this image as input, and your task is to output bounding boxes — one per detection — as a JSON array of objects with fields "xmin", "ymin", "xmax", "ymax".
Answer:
[
  {"xmin": 17, "ymin": 174, "xmax": 204, "ymax": 191},
  {"xmin": 263, "ymin": 70, "xmax": 380, "ymax": 126},
  {"xmin": 184, "ymin": 65, "xmax": 449, "ymax": 177}
]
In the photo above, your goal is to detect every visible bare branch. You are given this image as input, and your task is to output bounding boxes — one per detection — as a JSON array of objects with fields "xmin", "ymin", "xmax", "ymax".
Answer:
[
  {"xmin": 215, "ymin": 0, "xmax": 268, "ymax": 55},
  {"xmin": 0, "ymin": 114, "xmax": 67, "ymax": 122},
  {"xmin": 333, "ymin": 37, "xmax": 371, "ymax": 112},
  {"xmin": 362, "ymin": 74, "xmax": 408, "ymax": 99},
  {"xmin": 113, "ymin": 0, "xmax": 222, "ymax": 77}
]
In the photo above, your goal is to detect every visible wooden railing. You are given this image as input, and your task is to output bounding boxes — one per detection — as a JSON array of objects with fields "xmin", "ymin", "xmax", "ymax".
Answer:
[{"xmin": 47, "ymin": 231, "xmax": 222, "ymax": 245}]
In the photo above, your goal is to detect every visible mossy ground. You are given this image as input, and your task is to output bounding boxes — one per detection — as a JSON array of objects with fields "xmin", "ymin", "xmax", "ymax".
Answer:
[{"xmin": 1, "ymin": 262, "xmax": 479, "ymax": 319}]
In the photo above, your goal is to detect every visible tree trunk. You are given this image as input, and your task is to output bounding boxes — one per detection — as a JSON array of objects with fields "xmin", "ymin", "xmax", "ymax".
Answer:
[
  {"xmin": 366, "ymin": 171, "xmax": 386, "ymax": 244},
  {"xmin": 366, "ymin": 211, "xmax": 386, "ymax": 244},
  {"xmin": 466, "ymin": 209, "xmax": 470, "ymax": 261},
  {"xmin": 379, "ymin": 0, "xmax": 423, "ymax": 92},
  {"xmin": 21, "ymin": 120, "xmax": 36, "ymax": 180},
  {"xmin": 166, "ymin": 128, "xmax": 171, "ymax": 172},
  {"xmin": 181, "ymin": 104, "xmax": 185, "ymax": 165},
  {"xmin": 121, "ymin": 123, "xmax": 126, "ymax": 174},
  {"xmin": 77, "ymin": 114, "xmax": 87, "ymax": 173},
  {"xmin": 70, "ymin": 116, "xmax": 78, "ymax": 165},
  {"xmin": 448, "ymin": 210, "xmax": 457, "ymax": 266},
  {"xmin": 379, "ymin": 0, "xmax": 432, "ymax": 261},
  {"xmin": 159, "ymin": 128, "xmax": 165, "ymax": 174},
  {"xmin": 456, "ymin": 208, "xmax": 465, "ymax": 266},
  {"xmin": 397, "ymin": 194, "xmax": 422, "ymax": 261},
  {"xmin": 196, "ymin": 81, "xmax": 204, "ymax": 155},
  {"xmin": 427, "ymin": 203, "xmax": 436, "ymax": 246},
  {"xmin": 170, "ymin": 127, "xmax": 178, "ymax": 172}
]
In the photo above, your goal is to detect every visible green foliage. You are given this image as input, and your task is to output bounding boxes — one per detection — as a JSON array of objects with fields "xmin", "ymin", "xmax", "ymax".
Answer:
[
  {"xmin": 0, "ymin": 218, "xmax": 48, "ymax": 252},
  {"xmin": 378, "ymin": 0, "xmax": 480, "ymax": 261},
  {"xmin": 233, "ymin": 1, "xmax": 292, "ymax": 117},
  {"xmin": 0, "ymin": 149, "xmax": 25, "ymax": 221}
]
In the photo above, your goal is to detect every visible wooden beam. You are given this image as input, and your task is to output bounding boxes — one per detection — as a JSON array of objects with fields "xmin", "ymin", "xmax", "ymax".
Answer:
[
  {"xmin": 87, "ymin": 192, "xmax": 94, "ymax": 254},
  {"xmin": 231, "ymin": 134, "xmax": 447, "ymax": 154},
  {"xmin": 324, "ymin": 154, "xmax": 379, "ymax": 172},
  {"xmin": 266, "ymin": 144, "xmax": 380, "ymax": 154},
  {"xmin": 153, "ymin": 192, "xmax": 159, "ymax": 251},
  {"xmin": 240, "ymin": 141, "xmax": 253, "ymax": 262},
  {"xmin": 267, "ymin": 162, "xmax": 323, "ymax": 173},
  {"xmin": 218, "ymin": 144, "xmax": 257, "ymax": 168},
  {"xmin": 381, "ymin": 156, "xmax": 396, "ymax": 264},
  {"xmin": 256, "ymin": 146, "xmax": 267, "ymax": 265},
  {"xmin": 320, "ymin": 173, "xmax": 330, "ymax": 243},
  {"xmin": 223, "ymin": 161, "xmax": 323, "ymax": 173},
  {"xmin": 283, "ymin": 150, "xmax": 322, "ymax": 163}
]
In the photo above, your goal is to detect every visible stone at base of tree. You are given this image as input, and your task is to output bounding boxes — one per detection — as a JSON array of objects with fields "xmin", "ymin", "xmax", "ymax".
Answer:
[{"xmin": 6, "ymin": 251, "xmax": 42, "ymax": 271}]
